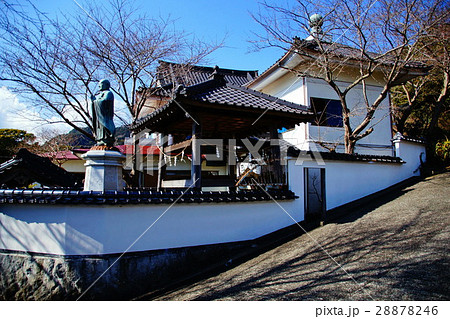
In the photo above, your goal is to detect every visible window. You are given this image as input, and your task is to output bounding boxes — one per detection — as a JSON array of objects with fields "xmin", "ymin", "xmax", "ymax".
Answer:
[{"xmin": 310, "ymin": 97, "xmax": 343, "ymax": 127}]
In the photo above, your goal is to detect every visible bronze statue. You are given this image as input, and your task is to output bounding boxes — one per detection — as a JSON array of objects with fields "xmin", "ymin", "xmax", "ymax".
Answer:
[{"xmin": 91, "ymin": 79, "xmax": 115, "ymax": 147}]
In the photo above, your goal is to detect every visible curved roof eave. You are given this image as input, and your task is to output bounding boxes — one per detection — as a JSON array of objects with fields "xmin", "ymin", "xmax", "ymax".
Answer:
[
  {"xmin": 248, "ymin": 42, "xmax": 431, "ymax": 90},
  {"xmin": 247, "ymin": 49, "xmax": 302, "ymax": 91}
]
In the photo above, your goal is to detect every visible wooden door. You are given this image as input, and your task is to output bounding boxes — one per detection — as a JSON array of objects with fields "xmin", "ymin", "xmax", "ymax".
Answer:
[{"xmin": 304, "ymin": 168, "xmax": 326, "ymax": 223}]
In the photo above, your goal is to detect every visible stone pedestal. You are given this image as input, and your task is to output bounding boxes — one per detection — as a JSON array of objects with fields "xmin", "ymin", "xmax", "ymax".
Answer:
[{"xmin": 82, "ymin": 150, "xmax": 125, "ymax": 191}]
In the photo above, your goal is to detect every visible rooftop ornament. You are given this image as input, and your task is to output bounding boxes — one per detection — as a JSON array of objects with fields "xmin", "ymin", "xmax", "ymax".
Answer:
[
  {"xmin": 306, "ymin": 13, "xmax": 330, "ymax": 42},
  {"xmin": 309, "ymin": 14, "xmax": 324, "ymax": 37}
]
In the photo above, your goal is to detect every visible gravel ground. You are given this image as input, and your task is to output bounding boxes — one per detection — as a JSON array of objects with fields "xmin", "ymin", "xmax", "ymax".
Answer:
[{"xmin": 155, "ymin": 172, "xmax": 450, "ymax": 301}]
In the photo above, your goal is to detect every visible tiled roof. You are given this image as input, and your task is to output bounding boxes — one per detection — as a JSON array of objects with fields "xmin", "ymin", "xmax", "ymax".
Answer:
[
  {"xmin": 185, "ymin": 80, "xmax": 311, "ymax": 114},
  {"xmin": 392, "ymin": 132, "xmax": 426, "ymax": 144},
  {"xmin": 0, "ymin": 148, "xmax": 80, "ymax": 188},
  {"xmin": 113, "ymin": 145, "xmax": 160, "ymax": 155},
  {"xmin": 294, "ymin": 39, "xmax": 430, "ymax": 69},
  {"xmin": 131, "ymin": 77, "xmax": 312, "ymax": 130},
  {"xmin": 248, "ymin": 40, "xmax": 430, "ymax": 87},
  {"xmin": 0, "ymin": 189, "xmax": 297, "ymax": 205},
  {"xmin": 41, "ymin": 145, "xmax": 160, "ymax": 160},
  {"xmin": 157, "ymin": 61, "xmax": 258, "ymax": 88},
  {"xmin": 287, "ymin": 146, "xmax": 404, "ymax": 164},
  {"xmin": 40, "ymin": 150, "xmax": 81, "ymax": 160}
]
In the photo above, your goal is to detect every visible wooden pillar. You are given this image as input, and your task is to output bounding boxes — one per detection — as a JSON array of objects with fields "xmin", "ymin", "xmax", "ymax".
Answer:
[
  {"xmin": 191, "ymin": 122, "xmax": 202, "ymax": 189},
  {"xmin": 133, "ymin": 133, "xmax": 144, "ymax": 188},
  {"xmin": 157, "ymin": 132, "xmax": 167, "ymax": 191},
  {"xmin": 227, "ymin": 138, "xmax": 237, "ymax": 191},
  {"xmin": 270, "ymin": 127, "xmax": 283, "ymax": 184}
]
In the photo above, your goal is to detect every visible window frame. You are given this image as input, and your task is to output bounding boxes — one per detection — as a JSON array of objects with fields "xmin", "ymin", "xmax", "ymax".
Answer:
[{"xmin": 309, "ymin": 97, "xmax": 343, "ymax": 127}]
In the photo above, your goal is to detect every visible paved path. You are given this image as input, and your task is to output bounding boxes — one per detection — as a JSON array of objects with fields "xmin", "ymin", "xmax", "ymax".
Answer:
[{"xmin": 156, "ymin": 172, "xmax": 450, "ymax": 301}]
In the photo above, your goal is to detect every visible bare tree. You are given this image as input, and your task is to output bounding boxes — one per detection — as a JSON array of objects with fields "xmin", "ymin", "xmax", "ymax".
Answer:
[
  {"xmin": 36, "ymin": 128, "xmax": 78, "ymax": 167},
  {"xmin": 252, "ymin": 0, "xmax": 448, "ymax": 153},
  {"xmin": 391, "ymin": 77, "xmax": 427, "ymax": 135},
  {"xmin": 76, "ymin": 0, "xmax": 220, "ymax": 123},
  {"xmin": 0, "ymin": 0, "xmax": 220, "ymax": 140},
  {"xmin": 392, "ymin": 20, "xmax": 449, "ymax": 138}
]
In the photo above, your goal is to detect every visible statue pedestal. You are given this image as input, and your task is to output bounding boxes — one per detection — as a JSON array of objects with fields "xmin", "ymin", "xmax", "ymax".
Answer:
[{"xmin": 82, "ymin": 150, "xmax": 125, "ymax": 192}]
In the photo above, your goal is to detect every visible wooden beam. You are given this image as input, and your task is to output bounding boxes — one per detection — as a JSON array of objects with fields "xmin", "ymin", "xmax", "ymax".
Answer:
[{"xmin": 163, "ymin": 138, "xmax": 192, "ymax": 153}]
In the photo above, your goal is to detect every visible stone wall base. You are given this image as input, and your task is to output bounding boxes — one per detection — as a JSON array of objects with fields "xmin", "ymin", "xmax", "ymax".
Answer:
[
  {"xmin": 0, "ymin": 220, "xmax": 310, "ymax": 301},
  {"xmin": 0, "ymin": 241, "xmax": 252, "ymax": 300}
]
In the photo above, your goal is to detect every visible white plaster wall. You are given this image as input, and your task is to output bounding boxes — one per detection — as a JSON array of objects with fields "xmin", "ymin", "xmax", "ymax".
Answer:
[
  {"xmin": 0, "ymin": 199, "xmax": 301, "ymax": 256},
  {"xmin": 306, "ymin": 78, "xmax": 392, "ymax": 150},
  {"xmin": 0, "ymin": 141, "xmax": 425, "ymax": 256},
  {"xmin": 305, "ymin": 160, "xmax": 403, "ymax": 210},
  {"xmin": 266, "ymin": 75, "xmax": 393, "ymax": 156},
  {"xmin": 61, "ymin": 160, "xmax": 86, "ymax": 173},
  {"xmin": 394, "ymin": 140, "xmax": 426, "ymax": 170},
  {"xmin": 261, "ymin": 72, "xmax": 306, "ymax": 105},
  {"xmin": 286, "ymin": 140, "xmax": 426, "ymax": 211}
]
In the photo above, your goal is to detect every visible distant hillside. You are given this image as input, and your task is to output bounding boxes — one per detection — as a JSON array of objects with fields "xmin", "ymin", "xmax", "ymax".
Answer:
[{"xmin": 58, "ymin": 126, "xmax": 131, "ymax": 148}]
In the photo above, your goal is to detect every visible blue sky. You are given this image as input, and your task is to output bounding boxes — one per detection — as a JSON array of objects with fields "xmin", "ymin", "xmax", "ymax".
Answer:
[
  {"xmin": 0, "ymin": 0, "xmax": 290, "ymax": 134},
  {"xmin": 35, "ymin": 0, "xmax": 285, "ymax": 71}
]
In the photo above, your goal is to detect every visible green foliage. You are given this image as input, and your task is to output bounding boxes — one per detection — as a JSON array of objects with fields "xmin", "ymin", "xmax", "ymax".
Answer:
[
  {"xmin": 435, "ymin": 139, "xmax": 450, "ymax": 164},
  {"xmin": 392, "ymin": 73, "xmax": 449, "ymax": 136},
  {"xmin": 0, "ymin": 129, "xmax": 36, "ymax": 158}
]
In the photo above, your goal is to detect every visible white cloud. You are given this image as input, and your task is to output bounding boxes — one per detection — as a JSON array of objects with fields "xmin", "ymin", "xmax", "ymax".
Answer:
[
  {"xmin": 0, "ymin": 86, "xmax": 72, "ymax": 135},
  {"xmin": 0, "ymin": 87, "xmax": 132, "ymax": 138}
]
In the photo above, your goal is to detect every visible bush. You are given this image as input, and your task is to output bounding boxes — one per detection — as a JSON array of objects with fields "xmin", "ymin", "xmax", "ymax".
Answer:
[{"xmin": 435, "ymin": 139, "xmax": 450, "ymax": 164}]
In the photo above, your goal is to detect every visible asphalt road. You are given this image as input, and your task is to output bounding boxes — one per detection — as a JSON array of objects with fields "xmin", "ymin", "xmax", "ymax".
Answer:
[{"xmin": 155, "ymin": 172, "xmax": 450, "ymax": 301}]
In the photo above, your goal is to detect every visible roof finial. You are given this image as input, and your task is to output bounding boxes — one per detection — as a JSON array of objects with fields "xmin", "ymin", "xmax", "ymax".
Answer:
[
  {"xmin": 305, "ymin": 14, "xmax": 331, "ymax": 42},
  {"xmin": 210, "ymin": 65, "xmax": 220, "ymax": 78},
  {"xmin": 209, "ymin": 65, "xmax": 225, "ymax": 83},
  {"xmin": 309, "ymin": 14, "xmax": 323, "ymax": 38}
]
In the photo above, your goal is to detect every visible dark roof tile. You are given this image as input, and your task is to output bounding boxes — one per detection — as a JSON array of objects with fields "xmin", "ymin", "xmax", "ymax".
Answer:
[
  {"xmin": 0, "ymin": 149, "xmax": 81, "ymax": 188},
  {"xmin": 287, "ymin": 146, "xmax": 404, "ymax": 164},
  {"xmin": 185, "ymin": 81, "xmax": 311, "ymax": 115},
  {"xmin": 131, "ymin": 78, "xmax": 313, "ymax": 130},
  {"xmin": 157, "ymin": 61, "xmax": 259, "ymax": 88},
  {"xmin": 0, "ymin": 189, "xmax": 297, "ymax": 205}
]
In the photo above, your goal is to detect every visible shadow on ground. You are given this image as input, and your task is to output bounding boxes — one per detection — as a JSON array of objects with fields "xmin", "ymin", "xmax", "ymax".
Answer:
[{"xmin": 152, "ymin": 173, "xmax": 450, "ymax": 301}]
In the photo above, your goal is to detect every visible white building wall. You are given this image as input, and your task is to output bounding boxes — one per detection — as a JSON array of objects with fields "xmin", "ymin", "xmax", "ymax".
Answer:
[
  {"xmin": 0, "ymin": 199, "xmax": 301, "ymax": 256},
  {"xmin": 61, "ymin": 160, "xmax": 86, "ymax": 173},
  {"xmin": 394, "ymin": 140, "xmax": 426, "ymax": 179},
  {"xmin": 263, "ymin": 75, "xmax": 393, "ymax": 156},
  {"xmin": 306, "ymin": 78, "xmax": 392, "ymax": 155},
  {"xmin": 286, "ymin": 139, "xmax": 425, "ymax": 211},
  {"xmin": 0, "ymin": 140, "xmax": 425, "ymax": 256}
]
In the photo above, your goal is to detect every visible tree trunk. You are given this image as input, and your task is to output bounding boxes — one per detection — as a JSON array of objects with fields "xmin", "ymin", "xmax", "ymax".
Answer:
[
  {"xmin": 343, "ymin": 108, "xmax": 355, "ymax": 154},
  {"xmin": 345, "ymin": 139, "xmax": 356, "ymax": 154},
  {"xmin": 427, "ymin": 71, "xmax": 449, "ymax": 138}
]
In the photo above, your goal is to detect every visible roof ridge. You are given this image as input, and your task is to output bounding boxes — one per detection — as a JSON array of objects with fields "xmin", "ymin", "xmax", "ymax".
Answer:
[
  {"xmin": 0, "ymin": 157, "xmax": 21, "ymax": 171},
  {"xmin": 248, "ymin": 40, "xmax": 430, "ymax": 87},
  {"xmin": 158, "ymin": 60, "xmax": 259, "ymax": 76},
  {"xmin": 246, "ymin": 49, "xmax": 293, "ymax": 87},
  {"xmin": 295, "ymin": 39, "xmax": 431, "ymax": 70},
  {"xmin": 182, "ymin": 77, "xmax": 227, "ymax": 96},
  {"xmin": 287, "ymin": 146, "xmax": 404, "ymax": 163}
]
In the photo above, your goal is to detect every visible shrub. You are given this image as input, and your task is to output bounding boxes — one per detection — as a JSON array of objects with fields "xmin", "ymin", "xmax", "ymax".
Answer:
[{"xmin": 435, "ymin": 139, "xmax": 450, "ymax": 164}]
